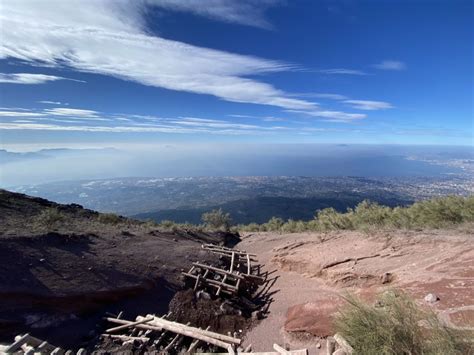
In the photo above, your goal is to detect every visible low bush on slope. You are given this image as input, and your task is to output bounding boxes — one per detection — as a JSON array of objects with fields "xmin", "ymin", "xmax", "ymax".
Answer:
[
  {"xmin": 236, "ymin": 195, "xmax": 474, "ymax": 232},
  {"xmin": 335, "ymin": 292, "xmax": 472, "ymax": 355}
]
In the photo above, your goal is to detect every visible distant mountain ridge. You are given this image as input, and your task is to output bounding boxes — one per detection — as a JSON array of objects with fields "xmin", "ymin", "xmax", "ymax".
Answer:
[{"xmin": 0, "ymin": 147, "xmax": 119, "ymax": 165}]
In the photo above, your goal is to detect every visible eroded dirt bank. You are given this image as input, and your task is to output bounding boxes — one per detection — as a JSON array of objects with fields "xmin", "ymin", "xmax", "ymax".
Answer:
[
  {"xmin": 0, "ymin": 229, "xmax": 241, "ymax": 349},
  {"xmin": 0, "ymin": 189, "xmax": 244, "ymax": 349},
  {"xmin": 238, "ymin": 228, "xmax": 474, "ymax": 353}
]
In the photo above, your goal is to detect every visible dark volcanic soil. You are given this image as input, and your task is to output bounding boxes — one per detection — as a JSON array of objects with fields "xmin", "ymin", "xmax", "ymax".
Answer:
[{"xmin": 0, "ymin": 189, "xmax": 240, "ymax": 349}]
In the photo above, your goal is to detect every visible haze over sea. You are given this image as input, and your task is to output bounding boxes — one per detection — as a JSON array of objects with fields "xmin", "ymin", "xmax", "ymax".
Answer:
[{"xmin": 1, "ymin": 144, "xmax": 471, "ymax": 187}]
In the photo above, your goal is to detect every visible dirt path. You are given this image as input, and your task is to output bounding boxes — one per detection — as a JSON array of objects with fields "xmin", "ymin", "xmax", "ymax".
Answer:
[{"xmin": 237, "ymin": 229, "xmax": 474, "ymax": 354}]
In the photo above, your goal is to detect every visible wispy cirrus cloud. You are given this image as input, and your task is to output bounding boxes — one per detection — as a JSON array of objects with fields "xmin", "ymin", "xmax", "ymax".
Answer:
[
  {"xmin": 0, "ymin": 73, "xmax": 84, "ymax": 85},
  {"xmin": 0, "ymin": 1, "xmax": 368, "ymax": 121},
  {"xmin": 373, "ymin": 60, "xmax": 406, "ymax": 71},
  {"xmin": 287, "ymin": 109, "xmax": 366, "ymax": 121},
  {"xmin": 344, "ymin": 100, "xmax": 393, "ymax": 111},
  {"xmin": 319, "ymin": 68, "xmax": 368, "ymax": 76},
  {"xmin": 0, "ymin": 107, "xmax": 289, "ymax": 135},
  {"xmin": 38, "ymin": 101, "xmax": 69, "ymax": 106},
  {"xmin": 291, "ymin": 92, "xmax": 349, "ymax": 100},
  {"xmin": 146, "ymin": 0, "xmax": 280, "ymax": 29},
  {"xmin": 44, "ymin": 108, "xmax": 100, "ymax": 118}
]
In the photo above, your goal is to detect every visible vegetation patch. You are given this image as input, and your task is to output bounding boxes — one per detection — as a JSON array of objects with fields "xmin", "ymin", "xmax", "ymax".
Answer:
[
  {"xmin": 335, "ymin": 291, "xmax": 473, "ymax": 355},
  {"xmin": 236, "ymin": 195, "xmax": 474, "ymax": 233}
]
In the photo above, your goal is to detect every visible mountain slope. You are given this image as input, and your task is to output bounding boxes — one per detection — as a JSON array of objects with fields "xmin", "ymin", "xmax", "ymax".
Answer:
[{"xmin": 0, "ymin": 189, "xmax": 238, "ymax": 347}]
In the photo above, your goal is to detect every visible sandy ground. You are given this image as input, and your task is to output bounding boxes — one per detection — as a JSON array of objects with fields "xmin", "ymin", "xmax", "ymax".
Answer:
[{"xmin": 237, "ymin": 228, "xmax": 474, "ymax": 354}]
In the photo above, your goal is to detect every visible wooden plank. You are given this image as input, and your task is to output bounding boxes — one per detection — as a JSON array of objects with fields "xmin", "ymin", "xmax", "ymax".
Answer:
[
  {"xmin": 326, "ymin": 338, "xmax": 335, "ymax": 355},
  {"xmin": 194, "ymin": 274, "xmax": 201, "ymax": 291},
  {"xmin": 187, "ymin": 325, "xmax": 211, "ymax": 353},
  {"xmin": 5, "ymin": 334, "xmax": 30, "ymax": 353},
  {"xmin": 230, "ymin": 252, "xmax": 235, "ymax": 273},
  {"xmin": 182, "ymin": 273, "xmax": 237, "ymax": 292},
  {"xmin": 246, "ymin": 254, "xmax": 252, "ymax": 275},
  {"xmin": 101, "ymin": 334, "xmax": 149, "ymax": 342},
  {"xmin": 51, "ymin": 348, "xmax": 64, "ymax": 355},
  {"xmin": 137, "ymin": 315, "xmax": 241, "ymax": 346},
  {"xmin": 164, "ymin": 322, "xmax": 190, "ymax": 351},
  {"xmin": 193, "ymin": 262, "xmax": 244, "ymax": 279},
  {"xmin": 273, "ymin": 343, "xmax": 290, "ymax": 355},
  {"xmin": 334, "ymin": 333, "xmax": 353, "ymax": 354},
  {"xmin": 105, "ymin": 317, "xmax": 164, "ymax": 332},
  {"xmin": 106, "ymin": 316, "xmax": 154, "ymax": 333},
  {"xmin": 202, "ymin": 245, "xmax": 257, "ymax": 257}
]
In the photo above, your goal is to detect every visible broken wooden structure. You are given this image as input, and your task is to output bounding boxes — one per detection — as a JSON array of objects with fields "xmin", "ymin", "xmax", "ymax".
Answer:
[
  {"xmin": 2, "ymin": 333, "xmax": 86, "ymax": 354},
  {"xmin": 104, "ymin": 312, "xmax": 242, "ymax": 353},
  {"xmin": 182, "ymin": 244, "xmax": 264, "ymax": 297},
  {"xmin": 202, "ymin": 244, "xmax": 259, "ymax": 276}
]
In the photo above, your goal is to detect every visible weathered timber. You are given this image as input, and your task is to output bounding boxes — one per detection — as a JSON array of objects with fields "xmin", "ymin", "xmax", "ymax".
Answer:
[
  {"xmin": 106, "ymin": 316, "xmax": 154, "ymax": 333},
  {"xmin": 334, "ymin": 333, "xmax": 353, "ymax": 354},
  {"xmin": 182, "ymin": 272, "xmax": 237, "ymax": 294},
  {"xmin": 192, "ymin": 262, "xmax": 244, "ymax": 280},
  {"xmin": 137, "ymin": 315, "xmax": 241, "ymax": 346},
  {"xmin": 5, "ymin": 334, "xmax": 31, "ymax": 353},
  {"xmin": 101, "ymin": 334, "xmax": 150, "ymax": 342},
  {"xmin": 187, "ymin": 325, "xmax": 211, "ymax": 353},
  {"xmin": 164, "ymin": 322, "xmax": 190, "ymax": 351},
  {"xmin": 273, "ymin": 343, "xmax": 290, "ymax": 355}
]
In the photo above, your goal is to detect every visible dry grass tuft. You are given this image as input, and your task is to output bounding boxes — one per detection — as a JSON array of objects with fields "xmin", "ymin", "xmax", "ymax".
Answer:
[{"xmin": 334, "ymin": 291, "xmax": 473, "ymax": 355}]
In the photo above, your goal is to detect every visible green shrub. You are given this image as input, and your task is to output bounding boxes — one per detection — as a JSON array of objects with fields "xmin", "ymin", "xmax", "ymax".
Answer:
[
  {"xmin": 236, "ymin": 195, "xmax": 474, "ymax": 233},
  {"xmin": 34, "ymin": 208, "xmax": 65, "ymax": 229},
  {"xmin": 315, "ymin": 207, "xmax": 354, "ymax": 231},
  {"xmin": 201, "ymin": 208, "xmax": 232, "ymax": 231},
  {"xmin": 97, "ymin": 212, "xmax": 123, "ymax": 225},
  {"xmin": 335, "ymin": 291, "xmax": 472, "ymax": 355},
  {"xmin": 262, "ymin": 217, "xmax": 285, "ymax": 231}
]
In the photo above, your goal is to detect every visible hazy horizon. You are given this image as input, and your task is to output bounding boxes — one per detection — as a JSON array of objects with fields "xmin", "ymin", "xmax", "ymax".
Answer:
[{"xmin": 1, "ymin": 143, "xmax": 472, "ymax": 188}]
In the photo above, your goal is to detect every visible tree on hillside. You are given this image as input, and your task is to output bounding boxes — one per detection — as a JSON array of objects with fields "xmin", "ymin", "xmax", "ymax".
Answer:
[{"xmin": 201, "ymin": 208, "xmax": 232, "ymax": 231}]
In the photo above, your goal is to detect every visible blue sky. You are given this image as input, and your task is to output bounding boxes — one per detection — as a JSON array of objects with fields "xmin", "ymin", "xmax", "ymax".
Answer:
[{"xmin": 0, "ymin": 0, "xmax": 472, "ymax": 149}]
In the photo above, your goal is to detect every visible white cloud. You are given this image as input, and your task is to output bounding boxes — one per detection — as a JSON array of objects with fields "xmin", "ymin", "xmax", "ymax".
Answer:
[
  {"xmin": 38, "ymin": 101, "xmax": 69, "ymax": 106},
  {"xmin": 0, "ymin": 122, "xmax": 280, "ymax": 136},
  {"xmin": 146, "ymin": 0, "xmax": 279, "ymax": 29},
  {"xmin": 0, "ymin": 73, "xmax": 76, "ymax": 84},
  {"xmin": 0, "ymin": 107, "xmax": 288, "ymax": 135},
  {"xmin": 262, "ymin": 116, "xmax": 285, "ymax": 122},
  {"xmin": 228, "ymin": 114, "xmax": 285, "ymax": 122},
  {"xmin": 287, "ymin": 110, "xmax": 366, "ymax": 121},
  {"xmin": 373, "ymin": 60, "xmax": 406, "ymax": 71},
  {"xmin": 319, "ymin": 69, "xmax": 368, "ymax": 75},
  {"xmin": 291, "ymin": 93, "xmax": 348, "ymax": 100},
  {"xmin": 0, "ymin": 110, "xmax": 46, "ymax": 117},
  {"xmin": 0, "ymin": 0, "xmax": 319, "ymax": 112},
  {"xmin": 344, "ymin": 100, "xmax": 393, "ymax": 111},
  {"xmin": 44, "ymin": 108, "xmax": 100, "ymax": 118}
]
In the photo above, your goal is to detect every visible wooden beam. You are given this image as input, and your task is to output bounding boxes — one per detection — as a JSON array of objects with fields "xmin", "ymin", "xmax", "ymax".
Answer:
[
  {"xmin": 137, "ymin": 315, "xmax": 241, "ymax": 346},
  {"xmin": 334, "ymin": 333, "xmax": 353, "ymax": 354},
  {"xmin": 164, "ymin": 322, "xmax": 190, "ymax": 351},
  {"xmin": 194, "ymin": 274, "xmax": 201, "ymax": 291},
  {"xmin": 273, "ymin": 343, "xmax": 290, "ymax": 355},
  {"xmin": 192, "ymin": 262, "xmax": 244, "ymax": 280},
  {"xmin": 106, "ymin": 316, "xmax": 154, "ymax": 333},
  {"xmin": 326, "ymin": 338, "xmax": 335, "ymax": 355},
  {"xmin": 246, "ymin": 254, "xmax": 251, "ymax": 275},
  {"xmin": 230, "ymin": 252, "xmax": 235, "ymax": 273},
  {"xmin": 101, "ymin": 334, "xmax": 149, "ymax": 342},
  {"xmin": 187, "ymin": 326, "xmax": 211, "ymax": 353},
  {"xmin": 182, "ymin": 273, "xmax": 238, "ymax": 292},
  {"xmin": 105, "ymin": 318, "xmax": 164, "ymax": 332},
  {"xmin": 5, "ymin": 334, "xmax": 30, "ymax": 353}
]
